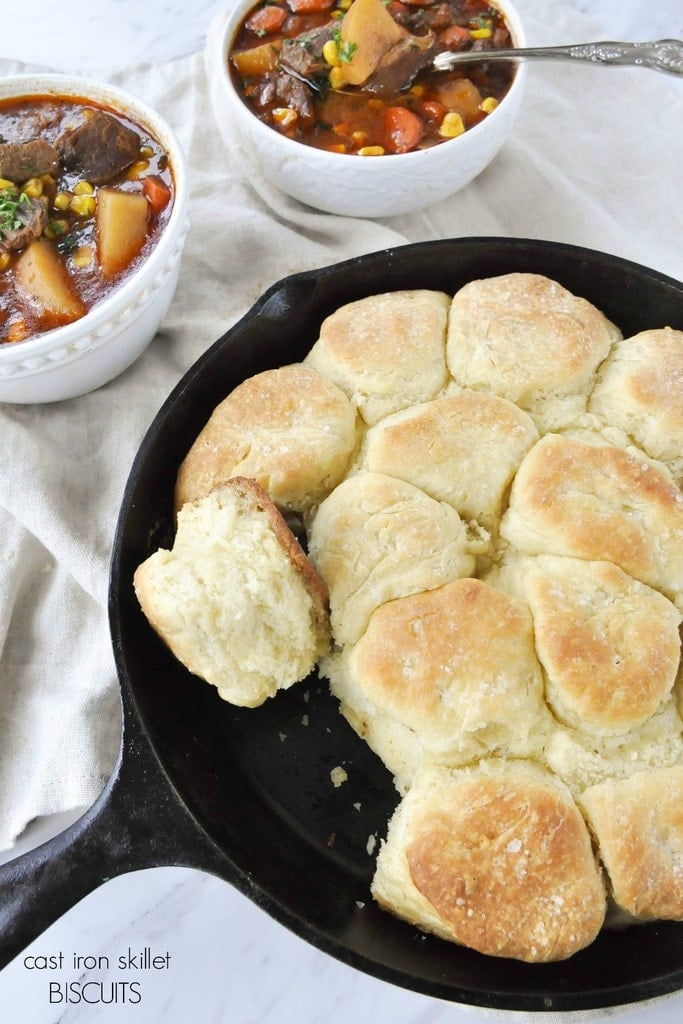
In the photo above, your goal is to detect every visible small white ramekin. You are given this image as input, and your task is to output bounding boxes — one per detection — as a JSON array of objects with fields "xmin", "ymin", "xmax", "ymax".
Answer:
[{"xmin": 0, "ymin": 74, "xmax": 189, "ymax": 404}]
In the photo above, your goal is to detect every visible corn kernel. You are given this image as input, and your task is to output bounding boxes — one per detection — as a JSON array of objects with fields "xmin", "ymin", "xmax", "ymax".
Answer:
[
  {"xmin": 410, "ymin": 84, "xmax": 426, "ymax": 98},
  {"xmin": 0, "ymin": 252, "xmax": 11, "ymax": 271},
  {"xmin": 44, "ymin": 218, "xmax": 70, "ymax": 239},
  {"xmin": 351, "ymin": 130, "xmax": 368, "ymax": 145},
  {"xmin": 73, "ymin": 180, "xmax": 94, "ymax": 195},
  {"xmin": 54, "ymin": 192, "xmax": 70, "ymax": 211},
  {"xmin": 330, "ymin": 9, "xmax": 344, "ymax": 18},
  {"xmin": 23, "ymin": 177, "xmax": 43, "ymax": 198},
  {"xmin": 439, "ymin": 111, "xmax": 466, "ymax": 138},
  {"xmin": 69, "ymin": 194, "xmax": 96, "ymax": 217},
  {"xmin": 0, "ymin": 178, "xmax": 15, "ymax": 190},
  {"xmin": 272, "ymin": 107, "xmax": 298, "ymax": 127},
  {"xmin": 479, "ymin": 96, "xmax": 499, "ymax": 114},
  {"xmin": 329, "ymin": 66, "xmax": 346, "ymax": 90},
  {"xmin": 126, "ymin": 159, "xmax": 150, "ymax": 180},
  {"xmin": 367, "ymin": 99, "xmax": 384, "ymax": 111},
  {"xmin": 337, "ymin": 0, "xmax": 352, "ymax": 9},
  {"xmin": 327, "ymin": 143, "xmax": 347, "ymax": 153},
  {"xmin": 470, "ymin": 27, "xmax": 492, "ymax": 39},
  {"xmin": 72, "ymin": 245, "xmax": 95, "ymax": 269},
  {"xmin": 40, "ymin": 174, "xmax": 56, "ymax": 188},
  {"xmin": 140, "ymin": 145, "xmax": 155, "ymax": 158},
  {"xmin": 323, "ymin": 39, "xmax": 341, "ymax": 66},
  {"xmin": 358, "ymin": 145, "xmax": 385, "ymax": 156}
]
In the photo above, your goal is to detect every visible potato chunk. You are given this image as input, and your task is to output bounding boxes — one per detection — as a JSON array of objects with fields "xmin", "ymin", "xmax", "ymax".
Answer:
[
  {"xmin": 96, "ymin": 187, "xmax": 149, "ymax": 279},
  {"xmin": 13, "ymin": 239, "xmax": 85, "ymax": 324}
]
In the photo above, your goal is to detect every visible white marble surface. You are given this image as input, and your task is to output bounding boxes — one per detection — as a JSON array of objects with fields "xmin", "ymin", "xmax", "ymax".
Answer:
[{"xmin": 1, "ymin": 1, "xmax": 683, "ymax": 1022}]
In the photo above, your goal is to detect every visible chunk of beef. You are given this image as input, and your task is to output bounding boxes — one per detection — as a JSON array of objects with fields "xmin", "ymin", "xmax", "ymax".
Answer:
[
  {"xmin": 247, "ymin": 70, "xmax": 317, "ymax": 127},
  {"xmin": 364, "ymin": 32, "xmax": 438, "ymax": 95},
  {"xmin": 279, "ymin": 22, "xmax": 337, "ymax": 80},
  {"xmin": 0, "ymin": 140, "xmax": 60, "ymax": 183},
  {"xmin": 274, "ymin": 72, "xmax": 317, "ymax": 126},
  {"xmin": 57, "ymin": 109, "xmax": 141, "ymax": 184},
  {"xmin": 0, "ymin": 195, "xmax": 48, "ymax": 253}
]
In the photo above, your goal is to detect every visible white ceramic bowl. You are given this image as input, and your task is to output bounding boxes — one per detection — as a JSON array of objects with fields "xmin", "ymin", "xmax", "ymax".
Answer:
[
  {"xmin": 211, "ymin": 0, "xmax": 527, "ymax": 217},
  {"xmin": 0, "ymin": 75, "xmax": 189, "ymax": 404}
]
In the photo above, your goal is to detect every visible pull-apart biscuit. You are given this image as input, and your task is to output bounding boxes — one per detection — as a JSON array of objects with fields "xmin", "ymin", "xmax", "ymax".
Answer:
[
  {"xmin": 446, "ymin": 273, "xmax": 619, "ymax": 432},
  {"xmin": 578, "ymin": 766, "xmax": 683, "ymax": 921},
  {"xmin": 320, "ymin": 578, "xmax": 548, "ymax": 789},
  {"xmin": 543, "ymin": 700, "xmax": 683, "ymax": 795},
  {"xmin": 174, "ymin": 365, "xmax": 358, "ymax": 514},
  {"xmin": 307, "ymin": 472, "xmax": 474, "ymax": 646},
  {"xmin": 500, "ymin": 433, "xmax": 683, "ymax": 607},
  {"xmin": 509, "ymin": 554, "xmax": 681, "ymax": 736},
  {"xmin": 134, "ymin": 478, "xmax": 330, "ymax": 708},
  {"xmin": 372, "ymin": 761, "xmax": 606, "ymax": 962},
  {"xmin": 304, "ymin": 290, "xmax": 450, "ymax": 426},
  {"xmin": 588, "ymin": 327, "xmax": 683, "ymax": 485},
  {"xmin": 362, "ymin": 390, "xmax": 538, "ymax": 536}
]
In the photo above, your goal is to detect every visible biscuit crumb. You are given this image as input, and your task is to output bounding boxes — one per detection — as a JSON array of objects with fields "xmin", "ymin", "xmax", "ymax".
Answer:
[{"xmin": 330, "ymin": 765, "xmax": 348, "ymax": 788}]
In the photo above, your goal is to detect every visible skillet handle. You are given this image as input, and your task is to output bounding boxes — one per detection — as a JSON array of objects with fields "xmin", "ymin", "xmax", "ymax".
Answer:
[{"xmin": 0, "ymin": 697, "xmax": 228, "ymax": 970}]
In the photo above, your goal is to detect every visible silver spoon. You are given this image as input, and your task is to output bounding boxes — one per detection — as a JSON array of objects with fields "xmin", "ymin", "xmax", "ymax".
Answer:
[{"xmin": 432, "ymin": 38, "xmax": 683, "ymax": 76}]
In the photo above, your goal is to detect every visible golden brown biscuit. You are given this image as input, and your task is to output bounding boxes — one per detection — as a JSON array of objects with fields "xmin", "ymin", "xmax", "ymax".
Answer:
[
  {"xmin": 372, "ymin": 760, "xmax": 606, "ymax": 962},
  {"xmin": 361, "ymin": 390, "xmax": 538, "ymax": 536},
  {"xmin": 511, "ymin": 554, "xmax": 681, "ymax": 736},
  {"xmin": 446, "ymin": 273, "xmax": 619, "ymax": 432},
  {"xmin": 579, "ymin": 766, "xmax": 683, "ymax": 920},
  {"xmin": 174, "ymin": 365, "xmax": 358, "ymax": 513},
  {"xmin": 320, "ymin": 578, "xmax": 548, "ymax": 789},
  {"xmin": 134, "ymin": 478, "xmax": 330, "ymax": 708},
  {"xmin": 304, "ymin": 290, "xmax": 450, "ymax": 426},
  {"xmin": 307, "ymin": 472, "xmax": 474, "ymax": 646},
  {"xmin": 588, "ymin": 327, "xmax": 683, "ymax": 485},
  {"xmin": 499, "ymin": 433, "xmax": 683, "ymax": 607}
]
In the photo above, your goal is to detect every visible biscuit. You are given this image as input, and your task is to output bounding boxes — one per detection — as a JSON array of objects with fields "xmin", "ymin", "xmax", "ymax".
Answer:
[
  {"xmin": 307, "ymin": 472, "xmax": 474, "ymax": 646},
  {"xmin": 134, "ymin": 478, "xmax": 330, "ymax": 708},
  {"xmin": 361, "ymin": 390, "xmax": 538, "ymax": 537},
  {"xmin": 499, "ymin": 433, "xmax": 683, "ymax": 608},
  {"xmin": 543, "ymin": 700, "xmax": 683, "ymax": 795},
  {"xmin": 320, "ymin": 578, "xmax": 548, "ymax": 790},
  {"xmin": 304, "ymin": 290, "xmax": 450, "ymax": 426},
  {"xmin": 509, "ymin": 554, "xmax": 681, "ymax": 736},
  {"xmin": 372, "ymin": 760, "xmax": 606, "ymax": 962},
  {"xmin": 588, "ymin": 327, "xmax": 683, "ymax": 485},
  {"xmin": 174, "ymin": 365, "xmax": 358, "ymax": 513},
  {"xmin": 446, "ymin": 273, "xmax": 619, "ymax": 432},
  {"xmin": 578, "ymin": 766, "xmax": 683, "ymax": 921}
]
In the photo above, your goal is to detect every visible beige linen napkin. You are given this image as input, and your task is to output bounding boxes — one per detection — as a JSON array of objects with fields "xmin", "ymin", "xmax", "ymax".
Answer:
[{"xmin": 0, "ymin": 0, "xmax": 682, "ymax": 1015}]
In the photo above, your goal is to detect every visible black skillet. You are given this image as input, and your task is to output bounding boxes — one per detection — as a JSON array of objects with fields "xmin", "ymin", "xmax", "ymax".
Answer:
[{"xmin": 1, "ymin": 237, "xmax": 682, "ymax": 1013}]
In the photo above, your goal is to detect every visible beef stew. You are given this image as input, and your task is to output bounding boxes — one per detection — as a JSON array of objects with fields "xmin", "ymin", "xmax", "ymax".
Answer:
[
  {"xmin": 0, "ymin": 95, "xmax": 174, "ymax": 345},
  {"xmin": 228, "ymin": 0, "xmax": 515, "ymax": 156}
]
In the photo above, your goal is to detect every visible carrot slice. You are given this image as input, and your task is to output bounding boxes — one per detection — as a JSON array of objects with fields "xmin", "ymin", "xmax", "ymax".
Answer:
[
  {"xmin": 439, "ymin": 25, "xmax": 471, "ymax": 49},
  {"xmin": 383, "ymin": 106, "xmax": 424, "ymax": 154},
  {"xmin": 143, "ymin": 175, "xmax": 172, "ymax": 215},
  {"xmin": 246, "ymin": 6, "xmax": 287, "ymax": 34},
  {"xmin": 420, "ymin": 99, "xmax": 448, "ymax": 124}
]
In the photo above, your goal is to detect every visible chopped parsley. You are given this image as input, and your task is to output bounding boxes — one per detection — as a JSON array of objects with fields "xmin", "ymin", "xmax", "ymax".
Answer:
[
  {"xmin": 332, "ymin": 27, "xmax": 358, "ymax": 64},
  {"xmin": 0, "ymin": 188, "xmax": 31, "ymax": 239}
]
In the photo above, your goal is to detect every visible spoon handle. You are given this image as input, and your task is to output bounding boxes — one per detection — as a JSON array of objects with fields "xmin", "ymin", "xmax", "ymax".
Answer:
[{"xmin": 432, "ymin": 39, "xmax": 683, "ymax": 76}]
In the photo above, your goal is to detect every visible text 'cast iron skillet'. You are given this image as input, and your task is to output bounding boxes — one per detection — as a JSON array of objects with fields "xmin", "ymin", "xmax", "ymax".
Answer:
[{"xmin": 0, "ymin": 238, "xmax": 682, "ymax": 1013}]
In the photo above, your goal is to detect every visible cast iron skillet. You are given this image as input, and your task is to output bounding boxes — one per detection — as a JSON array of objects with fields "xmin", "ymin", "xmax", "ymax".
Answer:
[{"xmin": 1, "ymin": 238, "xmax": 682, "ymax": 1012}]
